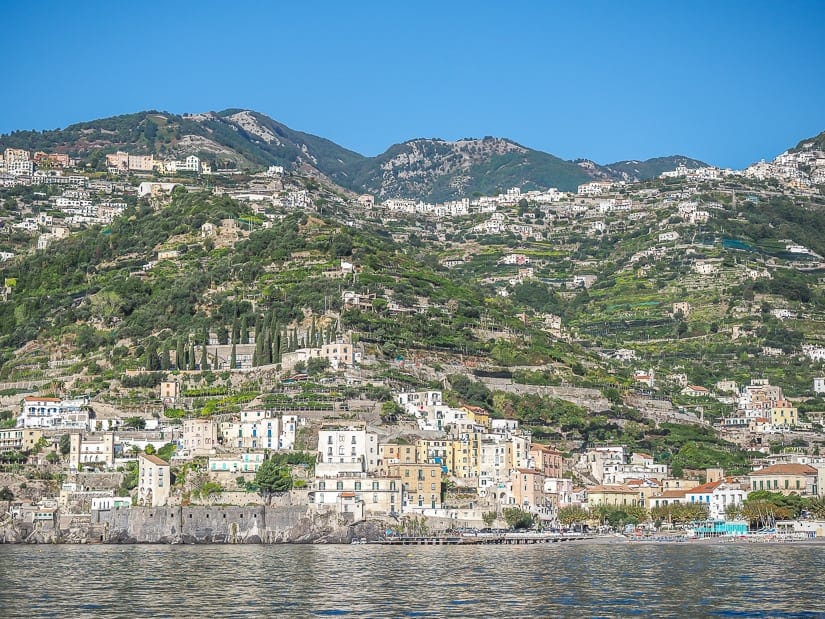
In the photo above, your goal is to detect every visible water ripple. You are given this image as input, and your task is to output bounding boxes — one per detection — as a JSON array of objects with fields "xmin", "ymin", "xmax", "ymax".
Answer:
[{"xmin": 0, "ymin": 543, "xmax": 824, "ymax": 618}]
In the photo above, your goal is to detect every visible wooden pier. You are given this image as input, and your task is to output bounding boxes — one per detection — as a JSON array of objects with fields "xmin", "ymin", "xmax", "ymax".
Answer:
[{"xmin": 378, "ymin": 534, "xmax": 591, "ymax": 546}]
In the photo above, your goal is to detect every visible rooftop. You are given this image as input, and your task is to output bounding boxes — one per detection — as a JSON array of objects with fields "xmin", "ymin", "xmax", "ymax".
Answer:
[
  {"xmin": 750, "ymin": 463, "xmax": 817, "ymax": 476},
  {"xmin": 140, "ymin": 454, "xmax": 170, "ymax": 467}
]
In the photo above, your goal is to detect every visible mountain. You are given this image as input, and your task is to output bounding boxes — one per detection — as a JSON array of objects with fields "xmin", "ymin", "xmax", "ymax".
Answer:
[
  {"xmin": 599, "ymin": 156, "xmax": 708, "ymax": 182},
  {"xmin": 345, "ymin": 137, "xmax": 595, "ymax": 201},
  {"xmin": 0, "ymin": 109, "xmax": 707, "ymax": 199},
  {"xmin": 0, "ymin": 110, "xmax": 365, "ymax": 179},
  {"xmin": 344, "ymin": 141, "xmax": 708, "ymax": 202}
]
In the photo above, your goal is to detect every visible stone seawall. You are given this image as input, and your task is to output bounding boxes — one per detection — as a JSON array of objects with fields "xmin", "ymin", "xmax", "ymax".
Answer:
[{"xmin": 93, "ymin": 506, "xmax": 388, "ymax": 544}]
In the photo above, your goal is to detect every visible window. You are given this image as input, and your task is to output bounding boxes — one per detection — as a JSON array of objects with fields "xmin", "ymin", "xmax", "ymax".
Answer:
[
  {"xmin": 355, "ymin": 482, "xmax": 361, "ymax": 491},
  {"xmin": 351, "ymin": 435, "xmax": 357, "ymax": 445},
  {"xmin": 336, "ymin": 481, "xmax": 343, "ymax": 490},
  {"xmin": 319, "ymin": 482, "xmax": 325, "ymax": 490},
  {"xmin": 784, "ymin": 479, "xmax": 789, "ymax": 490},
  {"xmin": 372, "ymin": 481, "xmax": 379, "ymax": 490},
  {"xmin": 327, "ymin": 436, "xmax": 333, "ymax": 445}
]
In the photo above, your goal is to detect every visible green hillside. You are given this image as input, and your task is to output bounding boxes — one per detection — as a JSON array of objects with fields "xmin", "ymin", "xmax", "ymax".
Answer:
[
  {"xmin": 601, "ymin": 156, "xmax": 708, "ymax": 181},
  {"xmin": 791, "ymin": 130, "xmax": 825, "ymax": 153}
]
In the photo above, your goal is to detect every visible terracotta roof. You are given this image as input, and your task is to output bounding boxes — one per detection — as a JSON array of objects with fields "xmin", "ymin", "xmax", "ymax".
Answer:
[
  {"xmin": 23, "ymin": 396, "xmax": 60, "ymax": 402},
  {"xmin": 685, "ymin": 481, "xmax": 722, "ymax": 495},
  {"xmin": 516, "ymin": 468, "xmax": 543, "ymax": 475},
  {"xmin": 140, "ymin": 454, "xmax": 169, "ymax": 467},
  {"xmin": 750, "ymin": 463, "xmax": 817, "ymax": 476},
  {"xmin": 687, "ymin": 385, "xmax": 708, "ymax": 392},
  {"xmin": 531, "ymin": 444, "xmax": 562, "ymax": 454},
  {"xmin": 587, "ymin": 485, "xmax": 638, "ymax": 494},
  {"xmin": 340, "ymin": 491, "xmax": 356, "ymax": 498}
]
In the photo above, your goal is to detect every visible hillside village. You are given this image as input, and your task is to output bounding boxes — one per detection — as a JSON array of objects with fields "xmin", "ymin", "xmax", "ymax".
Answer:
[{"xmin": 1, "ymin": 115, "xmax": 825, "ymax": 542}]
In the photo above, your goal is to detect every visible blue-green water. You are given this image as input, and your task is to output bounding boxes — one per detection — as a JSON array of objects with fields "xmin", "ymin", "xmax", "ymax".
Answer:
[{"xmin": 1, "ymin": 542, "xmax": 823, "ymax": 617}]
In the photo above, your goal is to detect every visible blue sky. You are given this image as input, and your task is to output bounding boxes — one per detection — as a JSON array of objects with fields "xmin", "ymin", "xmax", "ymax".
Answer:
[{"xmin": 1, "ymin": 1, "xmax": 823, "ymax": 167}]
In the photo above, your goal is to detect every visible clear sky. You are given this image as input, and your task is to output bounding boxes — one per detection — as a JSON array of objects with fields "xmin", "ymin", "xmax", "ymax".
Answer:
[{"xmin": 1, "ymin": 1, "xmax": 823, "ymax": 168}]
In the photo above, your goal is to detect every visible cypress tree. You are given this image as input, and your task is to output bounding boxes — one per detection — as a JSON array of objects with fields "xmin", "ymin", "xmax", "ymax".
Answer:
[
  {"xmin": 200, "ymin": 344, "xmax": 209, "ymax": 370},
  {"xmin": 188, "ymin": 343, "xmax": 196, "ymax": 370},
  {"xmin": 160, "ymin": 347, "xmax": 171, "ymax": 371},
  {"xmin": 145, "ymin": 341, "xmax": 160, "ymax": 371},
  {"xmin": 273, "ymin": 331, "xmax": 281, "ymax": 364},
  {"xmin": 231, "ymin": 343, "xmax": 237, "ymax": 369},
  {"xmin": 176, "ymin": 338, "xmax": 185, "ymax": 370},
  {"xmin": 240, "ymin": 316, "xmax": 249, "ymax": 344},
  {"xmin": 264, "ymin": 328, "xmax": 273, "ymax": 364}
]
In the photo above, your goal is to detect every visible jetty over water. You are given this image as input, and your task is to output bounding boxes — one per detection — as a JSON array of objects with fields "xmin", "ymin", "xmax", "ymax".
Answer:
[{"xmin": 378, "ymin": 533, "xmax": 592, "ymax": 545}]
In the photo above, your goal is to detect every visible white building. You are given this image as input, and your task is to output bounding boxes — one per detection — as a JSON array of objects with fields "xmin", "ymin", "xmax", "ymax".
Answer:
[
  {"xmin": 802, "ymin": 345, "xmax": 825, "ymax": 362},
  {"xmin": 684, "ymin": 479, "xmax": 747, "ymax": 520},
  {"xmin": 221, "ymin": 412, "xmax": 299, "ymax": 451},
  {"xmin": 208, "ymin": 452, "xmax": 266, "ymax": 475},
  {"xmin": 181, "ymin": 419, "xmax": 218, "ymax": 457},
  {"xmin": 315, "ymin": 424, "xmax": 379, "ymax": 477},
  {"xmin": 68, "ymin": 432, "xmax": 115, "ymax": 470},
  {"xmin": 17, "ymin": 396, "xmax": 90, "ymax": 430}
]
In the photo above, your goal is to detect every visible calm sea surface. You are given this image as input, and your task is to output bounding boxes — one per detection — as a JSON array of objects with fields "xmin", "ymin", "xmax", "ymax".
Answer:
[{"xmin": 1, "ymin": 542, "xmax": 823, "ymax": 618}]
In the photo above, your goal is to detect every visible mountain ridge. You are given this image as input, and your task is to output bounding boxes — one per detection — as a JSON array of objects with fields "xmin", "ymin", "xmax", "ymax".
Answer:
[{"xmin": 0, "ymin": 108, "xmax": 712, "ymax": 199}]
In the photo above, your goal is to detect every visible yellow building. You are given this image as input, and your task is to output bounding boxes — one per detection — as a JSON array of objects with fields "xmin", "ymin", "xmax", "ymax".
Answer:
[
  {"xmin": 416, "ymin": 438, "xmax": 454, "ymax": 473},
  {"xmin": 586, "ymin": 484, "xmax": 642, "ymax": 507},
  {"xmin": 770, "ymin": 401, "xmax": 798, "ymax": 428},
  {"xmin": 450, "ymin": 434, "xmax": 481, "ymax": 480},
  {"xmin": 0, "ymin": 428, "xmax": 42, "ymax": 452},
  {"xmin": 388, "ymin": 463, "xmax": 443, "ymax": 510},
  {"xmin": 463, "ymin": 406, "xmax": 490, "ymax": 429},
  {"xmin": 378, "ymin": 442, "xmax": 419, "ymax": 471}
]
